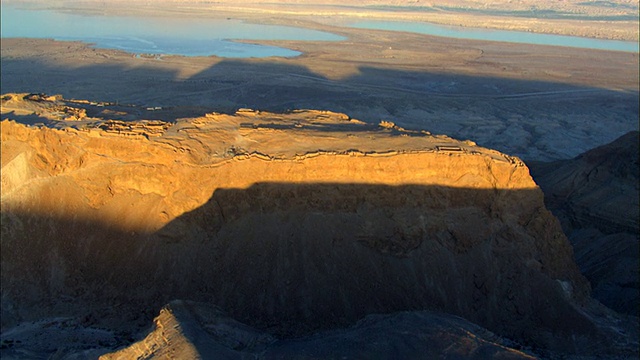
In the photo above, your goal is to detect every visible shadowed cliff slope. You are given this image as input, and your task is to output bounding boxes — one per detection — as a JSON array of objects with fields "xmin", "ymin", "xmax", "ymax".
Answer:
[
  {"xmin": 101, "ymin": 300, "xmax": 536, "ymax": 360},
  {"xmin": 530, "ymin": 131, "xmax": 639, "ymax": 315},
  {"xmin": 143, "ymin": 183, "xmax": 594, "ymax": 348},
  {"xmin": 1, "ymin": 98, "xmax": 638, "ymax": 357}
]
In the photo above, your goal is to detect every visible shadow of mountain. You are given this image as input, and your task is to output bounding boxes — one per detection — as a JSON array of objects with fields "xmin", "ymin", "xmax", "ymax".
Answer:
[
  {"xmin": 0, "ymin": 210, "xmax": 159, "ymax": 331},
  {"xmin": 5, "ymin": 182, "xmax": 636, "ymax": 356},
  {"xmin": 0, "ymin": 110, "xmax": 53, "ymax": 126},
  {"xmin": 1, "ymin": 44, "xmax": 638, "ymax": 160}
]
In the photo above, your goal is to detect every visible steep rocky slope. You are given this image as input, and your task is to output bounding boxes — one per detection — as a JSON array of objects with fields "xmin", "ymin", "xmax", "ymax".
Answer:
[
  {"xmin": 529, "ymin": 131, "xmax": 639, "ymax": 315},
  {"xmin": 102, "ymin": 300, "xmax": 535, "ymax": 359},
  {"xmin": 1, "ymin": 94, "xmax": 637, "ymax": 358}
]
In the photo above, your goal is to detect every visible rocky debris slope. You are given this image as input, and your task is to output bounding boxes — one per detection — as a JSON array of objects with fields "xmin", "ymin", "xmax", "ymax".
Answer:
[
  {"xmin": 529, "ymin": 131, "xmax": 639, "ymax": 315},
  {"xmin": 102, "ymin": 300, "xmax": 535, "ymax": 360},
  {"xmin": 1, "ymin": 94, "xmax": 637, "ymax": 358}
]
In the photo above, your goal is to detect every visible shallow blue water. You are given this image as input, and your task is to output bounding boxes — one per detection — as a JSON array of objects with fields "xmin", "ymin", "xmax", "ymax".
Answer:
[
  {"xmin": 0, "ymin": 7, "xmax": 344, "ymax": 58},
  {"xmin": 350, "ymin": 20, "xmax": 639, "ymax": 53}
]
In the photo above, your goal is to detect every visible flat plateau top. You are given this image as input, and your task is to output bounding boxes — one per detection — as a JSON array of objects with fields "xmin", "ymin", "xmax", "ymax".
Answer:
[{"xmin": 1, "ymin": 93, "xmax": 520, "ymax": 165}]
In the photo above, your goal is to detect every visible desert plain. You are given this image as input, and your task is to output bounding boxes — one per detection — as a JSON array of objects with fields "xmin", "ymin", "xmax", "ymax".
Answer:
[
  {"xmin": 1, "ymin": 0, "xmax": 639, "ymax": 359},
  {"xmin": 2, "ymin": 0, "xmax": 639, "ymax": 161}
]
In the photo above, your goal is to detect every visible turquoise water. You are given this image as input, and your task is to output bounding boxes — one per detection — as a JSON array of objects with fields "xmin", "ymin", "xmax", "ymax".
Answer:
[
  {"xmin": 0, "ymin": 7, "xmax": 344, "ymax": 58},
  {"xmin": 350, "ymin": 21, "xmax": 639, "ymax": 53}
]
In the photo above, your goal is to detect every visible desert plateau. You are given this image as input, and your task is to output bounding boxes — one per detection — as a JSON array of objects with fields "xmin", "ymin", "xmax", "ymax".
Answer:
[{"xmin": 1, "ymin": 0, "xmax": 638, "ymax": 359}]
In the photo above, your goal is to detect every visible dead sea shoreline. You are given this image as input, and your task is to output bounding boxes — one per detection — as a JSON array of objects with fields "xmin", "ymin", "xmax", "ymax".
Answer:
[
  {"xmin": 2, "ymin": 32, "xmax": 637, "ymax": 162},
  {"xmin": 3, "ymin": 0, "xmax": 638, "ymax": 42},
  {"xmin": 1, "ymin": 1, "xmax": 638, "ymax": 161}
]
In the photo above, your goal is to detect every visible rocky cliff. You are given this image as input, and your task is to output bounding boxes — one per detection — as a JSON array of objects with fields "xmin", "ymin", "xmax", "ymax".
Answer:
[
  {"xmin": 530, "ymin": 131, "xmax": 639, "ymax": 315},
  {"xmin": 102, "ymin": 300, "xmax": 536, "ymax": 360},
  {"xmin": 1, "ymin": 94, "xmax": 637, "ymax": 358}
]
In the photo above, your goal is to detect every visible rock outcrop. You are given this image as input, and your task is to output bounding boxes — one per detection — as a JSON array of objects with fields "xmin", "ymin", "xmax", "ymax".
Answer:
[
  {"xmin": 1, "ymin": 94, "xmax": 637, "ymax": 358},
  {"xmin": 102, "ymin": 300, "xmax": 535, "ymax": 360},
  {"xmin": 529, "ymin": 131, "xmax": 639, "ymax": 316}
]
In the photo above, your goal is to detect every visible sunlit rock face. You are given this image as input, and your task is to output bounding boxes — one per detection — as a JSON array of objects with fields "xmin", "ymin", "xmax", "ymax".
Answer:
[{"xmin": 0, "ymin": 94, "xmax": 637, "ymax": 357}]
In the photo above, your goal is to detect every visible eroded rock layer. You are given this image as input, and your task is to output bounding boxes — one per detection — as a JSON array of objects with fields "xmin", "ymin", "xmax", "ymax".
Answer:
[{"xmin": 1, "ymin": 94, "xmax": 636, "ymax": 357}]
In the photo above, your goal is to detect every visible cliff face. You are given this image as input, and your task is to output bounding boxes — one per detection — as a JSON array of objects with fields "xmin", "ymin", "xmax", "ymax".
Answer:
[
  {"xmin": 148, "ymin": 181, "xmax": 585, "ymax": 339},
  {"xmin": 0, "ymin": 94, "xmax": 635, "ymax": 356},
  {"xmin": 530, "ymin": 131, "xmax": 639, "ymax": 315}
]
